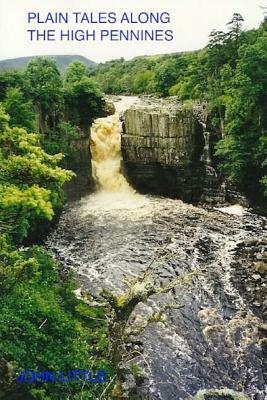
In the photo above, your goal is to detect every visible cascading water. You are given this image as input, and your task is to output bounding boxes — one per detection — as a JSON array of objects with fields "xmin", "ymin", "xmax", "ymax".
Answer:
[
  {"xmin": 88, "ymin": 100, "xmax": 149, "ymax": 211},
  {"xmin": 46, "ymin": 97, "xmax": 267, "ymax": 400},
  {"xmin": 90, "ymin": 115, "xmax": 133, "ymax": 193}
]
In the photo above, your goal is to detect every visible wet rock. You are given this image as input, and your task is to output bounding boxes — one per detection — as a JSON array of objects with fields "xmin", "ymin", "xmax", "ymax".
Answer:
[
  {"xmin": 252, "ymin": 274, "xmax": 262, "ymax": 281},
  {"xmin": 64, "ymin": 135, "xmax": 94, "ymax": 201},
  {"xmin": 104, "ymin": 99, "xmax": 116, "ymax": 115}
]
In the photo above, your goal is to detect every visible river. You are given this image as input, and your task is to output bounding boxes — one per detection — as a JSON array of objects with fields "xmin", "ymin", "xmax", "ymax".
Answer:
[{"xmin": 46, "ymin": 97, "xmax": 267, "ymax": 400}]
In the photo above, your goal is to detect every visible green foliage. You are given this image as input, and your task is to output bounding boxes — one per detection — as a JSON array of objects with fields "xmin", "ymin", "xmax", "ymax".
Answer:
[
  {"xmin": 64, "ymin": 62, "xmax": 105, "ymax": 131},
  {"xmin": 0, "ymin": 107, "xmax": 74, "ymax": 242},
  {"xmin": 25, "ymin": 58, "xmax": 62, "ymax": 115},
  {"xmin": 169, "ymin": 50, "xmax": 209, "ymax": 100},
  {"xmin": 3, "ymin": 87, "xmax": 35, "ymax": 131},
  {"xmin": 42, "ymin": 122, "xmax": 80, "ymax": 157},
  {"xmin": 0, "ymin": 236, "xmax": 113, "ymax": 400},
  {"xmin": 216, "ymin": 29, "xmax": 267, "ymax": 198},
  {"xmin": 0, "ymin": 57, "xmax": 106, "ymax": 160},
  {"xmin": 0, "ymin": 57, "xmax": 105, "ymax": 138},
  {"xmin": 132, "ymin": 70, "xmax": 154, "ymax": 94},
  {"xmin": 0, "ymin": 70, "xmax": 25, "ymax": 102},
  {"xmin": 24, "ymin": 58, "xmax": 63, "ymax": 135},
  {"xmin": 170, "ymin": 18, "xmax": 266, "ymax": 201},
  {"xmin": 94, "ymin": 55, "xmax": 160, "ymax": 95},
  {"xmin": 0, "ymin": 184, "xmax": 53, "ymax": 242},
  {"xmin": 154, "ymin": 56, "xmax": 191, "ymax": 97},
  {"xmin": 64, "ymin": 60, "xmax": 91, "ymax": 84}
]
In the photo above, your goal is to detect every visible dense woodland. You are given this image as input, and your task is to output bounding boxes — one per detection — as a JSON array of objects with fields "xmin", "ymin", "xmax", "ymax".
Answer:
[{"xmin": 0, "ymin": 13, "xmax": 266, "ymax": 400}]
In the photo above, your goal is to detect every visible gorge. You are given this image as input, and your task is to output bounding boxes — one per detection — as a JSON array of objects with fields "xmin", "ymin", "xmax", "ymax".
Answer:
[{"xmin": 46, "ymin": 97, "xmax": 267, "ymax": 400}]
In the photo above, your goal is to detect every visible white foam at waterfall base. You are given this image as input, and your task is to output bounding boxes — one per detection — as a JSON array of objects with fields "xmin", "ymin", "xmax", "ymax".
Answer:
[
  {"xmin": 216, "ymin": 204, "xmax": 246, "ymax": 216},
  {"xmin": 80, "ymin": 190, "xmax": 149, "ymax": 214}
]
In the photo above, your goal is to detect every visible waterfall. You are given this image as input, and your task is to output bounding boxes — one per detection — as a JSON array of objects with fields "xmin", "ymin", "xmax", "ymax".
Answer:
[
  {"xmin": 200, "ymin": 125, "xmax": 212, "ymax": 167},
  {"xmin": 88, "ymin": 104, "xmax": 148, "ymax": 212},
  {"xmin": 193, "ymin": 105, "xmax": 213, "ymax": 171},
  {"xmin": 200, "ymin": 128, "xmax": 217, "ymax": 177},
  {"xmin": 90, "ymin": 114, "xmax": 133, "ymax": 193}
]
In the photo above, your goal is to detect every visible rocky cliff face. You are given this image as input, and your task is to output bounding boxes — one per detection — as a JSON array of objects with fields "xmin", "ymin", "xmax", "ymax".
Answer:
[
  {"xmin": 121, "ymin": 101, "xmax": 210, "ymax": 202},
  {"xmin": 64, "ymin": 98, "xmax": 222, "ymax": 203},
  {"xmin": 64, "ymin": 136, "xmax": 94, "ymax": 201},
  {"xmin": 64, "ymin": 99, "xmax": 116, "ymax": 201}
]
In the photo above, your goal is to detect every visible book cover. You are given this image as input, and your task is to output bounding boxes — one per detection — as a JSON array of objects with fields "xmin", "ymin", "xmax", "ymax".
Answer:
[{"xmin": 0, "ymin": 1, "xmax": 266, "ymax": 399}]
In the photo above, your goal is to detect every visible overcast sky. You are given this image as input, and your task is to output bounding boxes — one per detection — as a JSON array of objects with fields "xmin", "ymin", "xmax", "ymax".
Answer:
[{"xmin": 0, "ymin": 0, "xmax": 265, "ymax": 63}]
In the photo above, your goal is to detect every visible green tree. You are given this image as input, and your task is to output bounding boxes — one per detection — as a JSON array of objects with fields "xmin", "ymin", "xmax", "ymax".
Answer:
[
  {"xmin": 227, "ymin": 13, "xmax": 244, "ymax": 42},
  {"xmin": 0, "ymin": 70, "xmax": 24, "ymax": 102},
  {"xmin": 25, "ymin": 58, "xmax": 63, "ymax": 134},
  {"xmin": 3, "ymin": 87, "xmax": 35, "ymax": 131},
  {"xmin": 63, "ymin": 60, "xmax": 91, "ymax": 84},
  {"xmin": 133, "ymin": 70, "xmax": 154, "ymax": 94},
  {"xmin": 64, "ymin": 62, "xmax": 105, "ymax": 132},
  {"xmin": 153, "ymin": 58, "xmax": 181, "ymax": 96},
  {"xmin": 0, "ymin": 107, "xmax": 73, "ymax": 242},
  {"xmin": 225, "ymin": 13, "xmax": 245, "ymax": 68}
]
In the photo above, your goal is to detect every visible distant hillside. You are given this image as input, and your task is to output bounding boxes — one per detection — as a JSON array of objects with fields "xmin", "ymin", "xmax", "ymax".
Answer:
[{"xmin": 0, "ymin": 55, "xmax": 97, "ymax": 72}]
